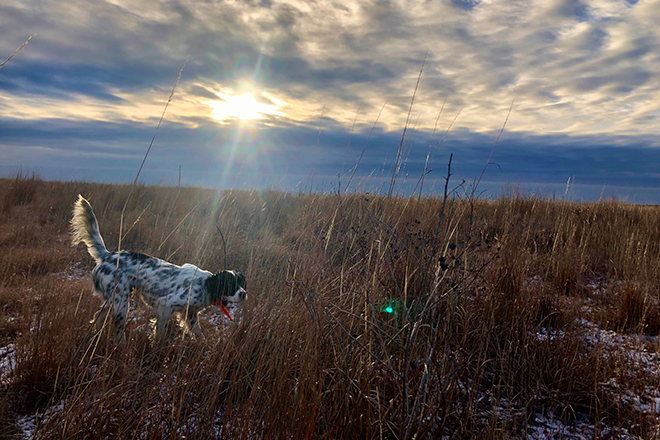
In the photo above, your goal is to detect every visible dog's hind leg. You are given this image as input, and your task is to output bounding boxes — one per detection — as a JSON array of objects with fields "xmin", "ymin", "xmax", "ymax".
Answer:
[
  {"xmin": 90, "ymin": 296, "xmax": 127, "ymax": 342},
  {"xmin": 105, "ymin": 276, "xmax": 131, "ymax": 342},
  {"xmin": 91, "ymin": 301, "xmax": 111, "ymax": 328},
  {"xmin": 185, "ymin": 310, "xmax": 203, "ymax": 338},
  {"xmin": 112, "ymin": 296, "xmax": 129, "ymax": 342},
  {"xmin": 154, "ymin": 299, "xmax": 173, "ymax": 342}
]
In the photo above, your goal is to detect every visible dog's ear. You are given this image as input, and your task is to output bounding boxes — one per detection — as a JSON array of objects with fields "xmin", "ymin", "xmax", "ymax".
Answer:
[
  {"xmin": 236, "ymin": 272, "xmax": 246, "ymax": 289},
  {"xmin": 204, "ymin": 274, "xmax": 224, "ymax": 302},
  {"xmin": 206, "ymin": 271, "xmax": 235, "ymax": 295}
]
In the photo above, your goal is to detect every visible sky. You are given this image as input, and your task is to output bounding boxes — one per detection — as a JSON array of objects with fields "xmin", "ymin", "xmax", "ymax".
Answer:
[{"xmin": 1, "ymin": 0, "xmax": 660, "ymax": 202}]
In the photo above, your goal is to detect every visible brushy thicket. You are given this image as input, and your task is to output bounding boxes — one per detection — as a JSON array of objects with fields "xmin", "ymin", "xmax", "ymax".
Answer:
[{"xmin": 1, "ymin": 175, "xmax": 660, "ymax": 439}]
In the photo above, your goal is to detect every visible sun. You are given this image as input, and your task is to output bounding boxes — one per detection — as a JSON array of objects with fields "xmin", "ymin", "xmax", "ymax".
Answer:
[{"xmin": 206, "ymin": 92, "xmax": 284, "ymax": 122}]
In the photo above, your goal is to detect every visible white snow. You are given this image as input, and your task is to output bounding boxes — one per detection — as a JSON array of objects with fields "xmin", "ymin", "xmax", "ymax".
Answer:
[
  {"xmin": 16, "ymin": 400, "xmax": 65, "ymax": 440},
  {"xmin": 0, "ymin": 343, "xmax": 16, "ymax": 384},
  {"xmin": 528, "ymin": 412, "xmax": 636, "ymax": 440},
  {"xmin": 535, "ymin": 327, "xmax": 566, "ymax": 342},
  {"xmin": 579, "ymin": 318, "xmax": 660, "ymax": 379},
  {"xmin": 204, "ymin": 302, "xmax": 242, "ymax": 327}
]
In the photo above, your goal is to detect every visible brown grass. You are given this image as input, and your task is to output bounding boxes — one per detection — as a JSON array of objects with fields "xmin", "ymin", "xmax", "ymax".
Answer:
[
  {"xmin": 1, "ymin": 176, "xmax": 660, "ymax": 438},
  {"xmin": 1, "ymin": 171, "xmax": 40, "ymax": 215}
]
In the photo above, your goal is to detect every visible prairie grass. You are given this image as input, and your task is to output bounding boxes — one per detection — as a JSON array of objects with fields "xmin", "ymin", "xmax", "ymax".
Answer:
[{"xmin": 1, "ymin": 176, "xmax": 660, "ymax": 438}]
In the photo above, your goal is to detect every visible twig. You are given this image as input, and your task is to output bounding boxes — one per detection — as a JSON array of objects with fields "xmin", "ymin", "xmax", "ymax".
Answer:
[
  {"xmin": 411, "ymin": 168, "xmax": 433, "ymax": 199},
  {"xmin": 419, "ymin": 108, "xmax": 462, "ymax": 198},
  {"xmin": 215, "ymin": 225, "xmax": 228, "ymax": 270},
  {"xmin": 428, "ymin": 153, "xmax": 453, "ymax": 270},
  {"xmin": 341, "ymin": 101, "xmax": 363, "ymax": 174},
  {"xmin": 155, "ymin": 200, "xmax": 202, "ymax": 252},
  {"xmin": 418, "ymin": 98, "xmax": 447, "ymax": 199},
  {"xmin": 471, "ymin": 98, "xmax": 514, "ymax": 199},
  {"xmin": 0, "ymin": 34, "xmax": 35, "ymax": 71},
  {"xmin": 327, "ymin": 303, "xmax": 404, "ymax": 349},
  {"xmin": 398, "ymin": 112, "xmax": 423, "ymax": 188},
  {"xmin": 118, "ymin": 58, "xmax": 188, "ymax": 250},
  {"xmin": 468, "ymin": 98, "xmax": 514, "ymax": 232},
  {"xmin": 344, "ymin": 100, "xmax": 388, "ymax": 194},
  {"xmin": 325, "ymin": 307, "xmax": 401, "ymax": 377},
  {"xmin": 388, "ymin": 50, "xmax": 428, "ymax": 198},
  {"xmin": 132, "ymin": 57, "xmax": 188, "ymax": 188},
  {"xmin": 309, "ymin": 106, "xmax": 325, "ymax": 194},
  {"xmin": 367, "ymin": 211, "xmax": 417, "ymax": 260},
  {"xmin": 296, "ymin": 279, "xmax": 319, "ymax": 329}
]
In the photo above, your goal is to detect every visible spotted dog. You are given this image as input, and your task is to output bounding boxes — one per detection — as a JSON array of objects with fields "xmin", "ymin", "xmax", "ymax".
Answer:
[{"xmin": 70, "ymin": 195, "xmax": 246, "ymax": 341}]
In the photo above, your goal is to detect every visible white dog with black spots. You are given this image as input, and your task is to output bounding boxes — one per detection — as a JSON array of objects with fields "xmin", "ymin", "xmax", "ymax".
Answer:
[{"xmin": 71, "ymin": 195, "xmax": 246, "ymax": 341}]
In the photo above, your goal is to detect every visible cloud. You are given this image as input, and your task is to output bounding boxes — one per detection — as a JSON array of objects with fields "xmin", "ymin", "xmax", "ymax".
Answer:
[
  {"xmin": 2, "ymin": 115, "xmax": 660, "ymax": 192},
  {"xmin": 1, "ymin": 0, "xmax": 660, "ymax": 198}
]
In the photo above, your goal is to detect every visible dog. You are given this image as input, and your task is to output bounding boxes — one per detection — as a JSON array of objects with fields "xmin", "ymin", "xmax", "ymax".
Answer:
[{"xmin": 70, "ymin": 195, "xmax": 246, "ymax": 341}]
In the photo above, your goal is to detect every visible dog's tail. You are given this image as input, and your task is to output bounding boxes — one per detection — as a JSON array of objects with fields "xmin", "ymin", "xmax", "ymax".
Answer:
[{"xmin": 71, "ymin": 195, "xmax": 109, "ymax": 262}]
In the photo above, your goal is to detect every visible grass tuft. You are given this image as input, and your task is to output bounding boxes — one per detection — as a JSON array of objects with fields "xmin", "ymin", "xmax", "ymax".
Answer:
[{"xmin": 2, "ymin": 171, "xmax": 41, "ymax": 214}]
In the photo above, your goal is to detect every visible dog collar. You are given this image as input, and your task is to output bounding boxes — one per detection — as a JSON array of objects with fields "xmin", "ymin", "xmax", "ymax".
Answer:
[{"xmin": 215, "ymin": 301, "xmax": 233, "ymax": 321}]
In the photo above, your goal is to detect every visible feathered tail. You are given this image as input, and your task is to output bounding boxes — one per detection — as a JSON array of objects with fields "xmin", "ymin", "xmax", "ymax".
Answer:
[{"xmin": 71, "ymin": 195, "xmax": 109, "ymax": 262}]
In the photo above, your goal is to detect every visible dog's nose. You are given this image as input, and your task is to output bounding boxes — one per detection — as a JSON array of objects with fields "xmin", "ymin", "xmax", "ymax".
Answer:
[{"xmin": 239, "ymin": 289, "xmax": 247, "ymax": 301}]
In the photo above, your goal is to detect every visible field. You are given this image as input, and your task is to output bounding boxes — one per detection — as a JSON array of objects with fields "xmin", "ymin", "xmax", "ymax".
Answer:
[{"xmin": 1, "ymin": 173, "xmax": 660, "ymax": 439}]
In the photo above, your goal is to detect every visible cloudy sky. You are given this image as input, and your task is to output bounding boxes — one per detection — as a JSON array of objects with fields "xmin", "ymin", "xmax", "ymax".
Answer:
[{"xmin": 1, "ymin": 0, "xmax": 660, "ymax": 201}]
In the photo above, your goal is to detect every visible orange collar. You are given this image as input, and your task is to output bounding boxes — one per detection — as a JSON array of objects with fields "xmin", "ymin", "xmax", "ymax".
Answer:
[{"xmin": 214, "ymin": 301, "xmax": 233, "ymax": 321}]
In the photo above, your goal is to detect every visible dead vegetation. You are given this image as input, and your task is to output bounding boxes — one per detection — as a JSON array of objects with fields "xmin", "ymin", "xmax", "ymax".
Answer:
[{"xmin": 1, "ymin": 175, "xmax": 660, "ymax": 439}]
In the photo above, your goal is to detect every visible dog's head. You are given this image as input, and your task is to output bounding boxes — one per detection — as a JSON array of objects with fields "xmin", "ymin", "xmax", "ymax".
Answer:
[{"xmin": 205, "ymin": 270, "xmax": 247, "ymax": 306}]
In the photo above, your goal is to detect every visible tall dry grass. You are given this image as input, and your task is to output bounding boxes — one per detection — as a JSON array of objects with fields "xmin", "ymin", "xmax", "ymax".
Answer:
[{"xmin": 1, "ymin": 176, "xmax": 660, "ymax": 438}]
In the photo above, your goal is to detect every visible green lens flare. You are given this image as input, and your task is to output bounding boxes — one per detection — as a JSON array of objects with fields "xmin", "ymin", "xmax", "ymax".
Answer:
[{"xmin": 384, "ymin": 306, "xmax": 394, "ymax": 314}]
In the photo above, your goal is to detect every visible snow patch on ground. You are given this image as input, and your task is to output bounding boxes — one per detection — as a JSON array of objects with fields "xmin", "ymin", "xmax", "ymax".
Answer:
[
  {"xmin": 528, "ymin": 412, "xmax": 636, "ymax": 440},
  {"xmin": 0, "ymin": 343, "xmax": 16, "ymax": 384},
  {"xmin": 49, "ymin": 263, "xmax": 89, "ymax": 282},
  {"xmin": 204, "ymin": 302, "xmax": 242, "ymax": 327},
  {"xmin": 579, "ymin": 318, "xmax": 660, "ymax": 380},
  {"xmin": 16, "ymin": 400, "xmax": 65, "ymax": 440},
  {"xmin": 535, "ymin": 327, "xmax": 566, "ymax": 342},
  {"xmin": 574, "ymin": 317, "xmax": 660, "ymax": 438},
  {"xmin": 584, "ymin": 276, "xmax": 610, "ymax": 296},
  {"xmin": 600, "ymin": 378, "xmax": 660, "ymax": 414}
]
